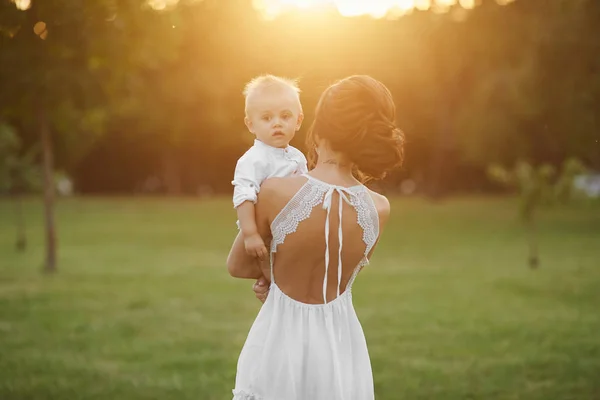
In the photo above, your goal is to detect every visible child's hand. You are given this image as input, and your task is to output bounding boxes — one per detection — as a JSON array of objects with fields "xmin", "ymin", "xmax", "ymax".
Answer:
[{"xmin": 244, "ymin": 233, "xmax": 268, "ymax": 260}]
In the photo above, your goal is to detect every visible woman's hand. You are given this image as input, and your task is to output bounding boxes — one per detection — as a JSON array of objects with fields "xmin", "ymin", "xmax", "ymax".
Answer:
[{"xmin": 253, "ymin": 276, "xmax": 270, "ymax": 303}]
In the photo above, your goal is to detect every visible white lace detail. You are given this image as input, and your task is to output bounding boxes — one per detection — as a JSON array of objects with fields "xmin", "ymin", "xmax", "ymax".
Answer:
[
  {"xmin": 269, "ymin": 176, "xmax": 379, "ymax": 261},
  {"xmin": 352, "ymin": 190, "xmax": 380, "ymax": 256},
  {"xmin": 270, "ymin": 180, "xmax": 329, "ymax": 253},
  {"xmin": 346, "ymin": 262, "xmax": 365, "ymax": 291}
]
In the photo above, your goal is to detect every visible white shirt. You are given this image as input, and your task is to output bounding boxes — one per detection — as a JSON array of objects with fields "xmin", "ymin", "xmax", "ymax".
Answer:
[{"xmin": 232, "ymin": 139, "xmax": 308, "ymax": 208}]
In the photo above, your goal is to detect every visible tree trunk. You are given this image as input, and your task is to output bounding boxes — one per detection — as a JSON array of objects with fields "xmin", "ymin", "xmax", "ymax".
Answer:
[
  {"xmin": 14, "ymin": 193, "xmax": 26, "ymax": 252},
  {"xmin": 526, "ymin": 215, "xmax": 539, "ymax": 269},
  {"xmin": 40, "ymin": 106, "xmax": 57, "ymax": 273},
  {"xmin": 162, "ymin": 148, "xmax": 182, "ymax": 196}
]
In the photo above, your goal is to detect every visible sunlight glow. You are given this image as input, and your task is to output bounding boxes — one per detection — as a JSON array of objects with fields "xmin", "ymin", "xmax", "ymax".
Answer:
[
  {"xmin": 459, "ymin": 0, "xmax": 476, "ymax": 9},
  {"xmin": 414, "ymin": 0, "xmax": 431, "ymax": 11},
  {"xmin": 147, "ymin": 0, "xmax": 180, "ymax": 11},
  {"xmin": 252, "ymin": 0, "xmax": 514, "ymax": 19},
  {"xmin": 33, "ymin": 21, "xmax": 48, "ymax": 40},
  {"xmin": 12, "ymin": 0, "xmax": 31, "ymax": 11}
]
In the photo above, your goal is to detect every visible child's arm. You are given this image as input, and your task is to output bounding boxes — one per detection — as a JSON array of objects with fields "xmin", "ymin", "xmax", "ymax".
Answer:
[
  {"xmin": 237, "ymin": 201, "xmax": 268, "ymax": 260},
  {"xmin": 227, "ymin": 230, "xmax": 265, "ymax": 279},
  {"xmin": 228, "ymin": 180, "xmax": 275, "ymax": 281}
]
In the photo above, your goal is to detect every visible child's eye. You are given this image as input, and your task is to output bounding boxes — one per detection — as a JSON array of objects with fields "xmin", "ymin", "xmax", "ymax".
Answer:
[
  {"xmin": 262, "ymin": 116, "xmax": 271, "ymax": 121},
  {"xmin": 282, "ymin": 114, "xmax": 291, "ymax": 120}
]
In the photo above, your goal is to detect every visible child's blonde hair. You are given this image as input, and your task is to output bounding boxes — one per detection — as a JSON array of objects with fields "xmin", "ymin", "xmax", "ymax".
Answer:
[{"xmin": 243, "ymin": 74, "xmax": 302, "ymax": 115}]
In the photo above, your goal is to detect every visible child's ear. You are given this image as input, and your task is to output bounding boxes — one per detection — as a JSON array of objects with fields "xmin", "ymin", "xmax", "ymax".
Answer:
[
  {"xmin": 244, "ymin": 116, "xmax": 254, "ymax": 133},
  {"xmin": 296, "ymin": 113, "xmax": 304, "ymax": 131}
]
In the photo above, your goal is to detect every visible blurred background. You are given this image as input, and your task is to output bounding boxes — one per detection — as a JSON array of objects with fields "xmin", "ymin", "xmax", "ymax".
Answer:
[{"xmin": 1, "ymin": 1, "xmax": 599, "ymax": 399}]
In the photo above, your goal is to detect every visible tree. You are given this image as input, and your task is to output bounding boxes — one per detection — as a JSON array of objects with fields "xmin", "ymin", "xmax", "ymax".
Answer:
[
  {"xmin": 455, "ymin": 0, "xmax": 600, "ymax": 170},
  {"xmin": 0, "ymin": 122, "xmax": 40, "ymax": 252},
  {"xmin": 488, "ymin": 158, "xmax": 587, "ymax": 268},
  {"xmin": 0, "ymin": 0, "xmax": 124, "ymax": 271}
]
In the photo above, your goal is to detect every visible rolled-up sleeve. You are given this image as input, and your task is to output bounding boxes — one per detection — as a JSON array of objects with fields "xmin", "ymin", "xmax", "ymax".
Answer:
[{"xmin": 231, "ymin": 151, "xmax": 267, "ymax": 208}]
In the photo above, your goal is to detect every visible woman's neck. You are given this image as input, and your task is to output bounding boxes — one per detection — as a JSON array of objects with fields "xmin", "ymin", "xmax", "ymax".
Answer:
[
  {"xmin": 315, "ymin": 157, "xmax": 352, "ymax": 171},
  {"xmin": 311, "ymin": 146, "xmax": 358, "ymax": 185}
]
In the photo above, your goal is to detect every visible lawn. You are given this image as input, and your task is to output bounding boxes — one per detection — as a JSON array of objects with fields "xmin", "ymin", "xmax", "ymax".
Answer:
[{"xmin": 1, "ymin": 196, "xmax": 599, "ymax": 400}]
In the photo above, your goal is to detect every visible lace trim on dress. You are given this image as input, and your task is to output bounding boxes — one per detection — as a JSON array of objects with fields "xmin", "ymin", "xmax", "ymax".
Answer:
[
  {"xmin": 267, "ymin": 176, "xmax": 380, "ymax": 298},
  {"xmin": 346, "ymin": 261, "xmax": 365, "ymax": 292},
  {"xmin": 351, "ymin": 190, "xmax": 379, "ymax": 256},
  {"xmin": 270, "ymin": 181, "xmax": 329, "ymax": 253},
  {"xmin": 270, "ymin": 178, "xmax": 379, "ymax": 258}
]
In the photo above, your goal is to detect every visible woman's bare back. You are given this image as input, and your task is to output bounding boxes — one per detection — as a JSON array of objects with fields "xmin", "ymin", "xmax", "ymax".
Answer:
[
  {"xmin": 256, "ymin": 174, "xmax": 390, "ymax": 304},
  {"xmin": 232, "ymin": 173, "xmax": 389, "ymax": 400}
]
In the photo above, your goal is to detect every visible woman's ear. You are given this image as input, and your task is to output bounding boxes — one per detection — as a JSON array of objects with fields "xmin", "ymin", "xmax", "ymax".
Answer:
[{"xmin": 314, "ymin": 134, "xmax": 321, "ymax": 148}]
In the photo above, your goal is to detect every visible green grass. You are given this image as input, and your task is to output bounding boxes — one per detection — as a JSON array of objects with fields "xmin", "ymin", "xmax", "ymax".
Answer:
[{"xmin": 1, "ymin": 196, "xmax": 599, "ymax": 400}]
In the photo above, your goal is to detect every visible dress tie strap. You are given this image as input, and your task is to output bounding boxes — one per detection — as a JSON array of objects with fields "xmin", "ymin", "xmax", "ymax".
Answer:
[{"xmin": 322, "ymin": 186, "xmax": 352, "ymax": 304}]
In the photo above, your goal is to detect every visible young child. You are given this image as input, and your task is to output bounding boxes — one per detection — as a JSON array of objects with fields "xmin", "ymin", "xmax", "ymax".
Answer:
[{"xmin": 232, "ymin": 75, "xmax": 308, "ymax": 260}]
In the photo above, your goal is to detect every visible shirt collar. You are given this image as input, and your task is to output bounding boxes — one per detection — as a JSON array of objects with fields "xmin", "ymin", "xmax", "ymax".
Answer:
[{"xmin": 254, "ymin": 139, "xmax": 290, "ymax": 156}]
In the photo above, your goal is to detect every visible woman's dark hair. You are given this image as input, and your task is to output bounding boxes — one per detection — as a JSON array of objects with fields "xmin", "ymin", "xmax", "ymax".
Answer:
[{"xmin": 306, "ymin": 75, "xmax": 404, "ymax": 182}]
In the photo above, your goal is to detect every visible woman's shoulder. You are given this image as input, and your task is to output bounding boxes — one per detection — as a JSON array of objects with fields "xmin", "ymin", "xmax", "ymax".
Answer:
[
  {"xmin": 367, "ymin": 188, "xmax": 390, "ymax": 207},
  {"xmin": 260, "ymin": 176, "xmax": 307, "ymax": 197},
  {"xmin": 366, "ymin": 188, "xmax": 391, "ymax": 226},
  {"xmin": 257, "ymin": 176, "xmax": 307, "ymax": 211},
  {"xmin": 256, "ymin": 176, "xmax": 308, "ymax": 223}
]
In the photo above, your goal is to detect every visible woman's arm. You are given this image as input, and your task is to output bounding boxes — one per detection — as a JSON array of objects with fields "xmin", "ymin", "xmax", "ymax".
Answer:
[
  {"xmin": 226, "ymin": 231, "xmax": 263, "ymax": 279},
  {"xmin": 227, "ymin": 187, "xmax": 273, "ymax": 279}
]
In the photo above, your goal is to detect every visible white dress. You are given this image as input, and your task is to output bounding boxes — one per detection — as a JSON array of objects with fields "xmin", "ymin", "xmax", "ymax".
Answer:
[{"xmin": 232, "ymin": 175, "xmax": 380, "ymax": 400}]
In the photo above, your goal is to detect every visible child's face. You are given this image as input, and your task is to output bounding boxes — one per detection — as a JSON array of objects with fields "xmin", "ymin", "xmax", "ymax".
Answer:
[{"xmin": 245, "ymin": 89, "xmax": 303, "ymax": 149}]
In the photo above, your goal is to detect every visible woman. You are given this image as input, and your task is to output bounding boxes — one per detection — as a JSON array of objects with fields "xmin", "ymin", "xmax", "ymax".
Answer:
[{"xmin": 227, "ymin": 75, "xmax": 404, "ymax": 400}]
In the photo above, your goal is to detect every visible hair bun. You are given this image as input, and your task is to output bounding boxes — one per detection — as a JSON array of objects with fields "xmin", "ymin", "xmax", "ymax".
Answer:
[
  {"xmin": 347, "ymin": 115, "xmax": 404, "ymax": 180},
  {"xmin": 306, "ymin": 75, "xmax": 405, "ymax": 181}
]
